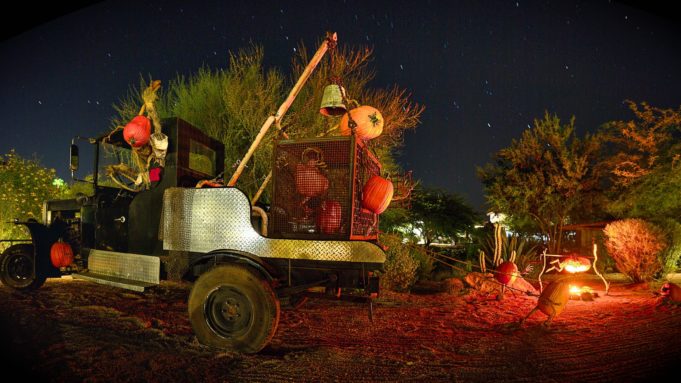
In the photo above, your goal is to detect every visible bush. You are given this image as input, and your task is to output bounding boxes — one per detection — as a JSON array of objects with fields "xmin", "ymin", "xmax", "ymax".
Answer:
[
  {"xmin": 656, "ymin": 218, "xmax": 681, "ymax": 276},
  {"xmin": 411, "ymin": 245, "xmax": 434, "ymax": 280},
  {"xmin": 604, "ymin": 219, "xmax": 667, "ymax": 282},
  {"xmin": 0, "ymin": 150, "xmax": 61, "ymax": 241},
  {"xmin": 379, "ymin": 233, "xmax": 418, "ymax": 292}
]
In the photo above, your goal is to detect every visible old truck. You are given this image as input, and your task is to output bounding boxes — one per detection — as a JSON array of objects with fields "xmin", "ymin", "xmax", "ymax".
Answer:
[{"xmin": 0, "ymin": 34, "xmax": 387, "ymax": 353}]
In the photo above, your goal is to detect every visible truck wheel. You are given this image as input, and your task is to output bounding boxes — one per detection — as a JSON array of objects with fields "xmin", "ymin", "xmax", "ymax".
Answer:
[
  {"xmin": 188, "ymin": 264, "xmax": 280, "ymax": 353},
  {"xmin": 0, "ymin": 244, "xmax": 45, "ymax": 290}
]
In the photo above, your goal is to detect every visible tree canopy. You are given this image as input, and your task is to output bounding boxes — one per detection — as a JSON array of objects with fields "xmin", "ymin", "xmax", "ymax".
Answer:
[
  {"xmin": 599, "ymin": 101, "xmax": 681, "ymax": 221},
  {"xmin": 478, "ymin": 101, "xmax": 681, "ymax": 254},
  {"xmin": 477, "ymin": 112, "xmax": 602, "ymax": 252},
  {"xmin": 381, "ymin": 186, "xmax": 478, "ymax": 246},
  {"xmin": 0, "ymin": 151, "xmax": 64, "ymax": 240}
]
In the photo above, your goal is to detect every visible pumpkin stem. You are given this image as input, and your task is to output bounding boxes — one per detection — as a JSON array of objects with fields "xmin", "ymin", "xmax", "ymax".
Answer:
[{"xmin": 368, "ymin": 112, "xmax": 381, "ymax": 127}]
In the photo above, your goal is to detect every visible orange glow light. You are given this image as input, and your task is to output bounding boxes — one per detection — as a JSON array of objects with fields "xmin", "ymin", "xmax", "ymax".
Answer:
[
  {"xmin": 569, "ymin": 285, "xmax": 581, "ymax": 295},
  {"xmin": 561, "ymin": 256, "xmax": 592, "ymax": 274},
  {"xmin": 569, "ymin": 285, "xmax": 593, "ymax": 297}
]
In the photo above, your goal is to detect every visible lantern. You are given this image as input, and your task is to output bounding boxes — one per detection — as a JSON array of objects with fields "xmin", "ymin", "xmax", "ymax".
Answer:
[
  {"xmin": 494, "ymin": 261, "xmax": 518, "ymax": 286},
  {"xmin": 317, "ymin": 200, "xmax": 342, "ymax": 234},
  {"xmin": 361, "ymin": 175, "xmax": 393, "ymax": 215},
  {"xmin": 339, "ymin": 105, "xmax": 384, "ymax": 140},
  {"xmin": 123, "ymin": 115, "xmax": 152, "ymax": 147},
  {"xmin": 50, "ymin": 241, "xmax": 74, "ymax": 268}
]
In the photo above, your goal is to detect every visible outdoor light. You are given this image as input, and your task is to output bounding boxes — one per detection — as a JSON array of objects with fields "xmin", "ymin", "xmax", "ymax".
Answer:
[{"xmin": 487, "ymin": 211, "xmax": 505, "ymax": 224}]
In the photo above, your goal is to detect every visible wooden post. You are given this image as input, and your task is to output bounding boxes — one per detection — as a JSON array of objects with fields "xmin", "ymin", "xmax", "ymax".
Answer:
[
  {"xmin": 251, "ymin": 172, "xmax": 272, "ymax": 205},
  {"xmin": 228, "ymin": 32, "xmax": 337, "ymax": 187},
  {"xmin": 251, "ymin": 132, "xmax": 288, "ymax": 205}
]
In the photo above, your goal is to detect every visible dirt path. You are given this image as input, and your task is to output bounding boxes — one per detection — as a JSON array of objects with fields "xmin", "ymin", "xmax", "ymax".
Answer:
[{"xmin": 2, "ymin": 277, "xmax": 680, "ymax": 382}]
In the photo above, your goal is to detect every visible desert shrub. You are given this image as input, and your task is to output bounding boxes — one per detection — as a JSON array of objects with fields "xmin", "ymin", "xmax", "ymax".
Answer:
[
  {"xmin": 604, "ymin": 219, "xmax": 667, "ymax": 282},
  {"xmin": 379, "ymin": 233, "xmax": 418, "ymax": 291},
  {"xmin": 656, "ymin": 218, "xmax": 681, "ymax": 276},
  {"xmin": 411, "ymin": 245, "xmax": 434, "ymax": 280}
]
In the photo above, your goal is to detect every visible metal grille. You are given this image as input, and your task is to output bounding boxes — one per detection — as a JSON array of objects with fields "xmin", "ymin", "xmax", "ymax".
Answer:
[
  {"xmin": 352, "ymin": 142, "xmax": 380, "ymax": 238},
  {"xmin": 270, "ymin": 137, "xmax": 380, "ymax": 240}
]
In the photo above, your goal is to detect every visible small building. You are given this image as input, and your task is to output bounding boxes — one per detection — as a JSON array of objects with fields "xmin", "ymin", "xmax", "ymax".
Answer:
[{"xmin": 562, "ymin": 221, "xmax": 611, "ymax": 254}]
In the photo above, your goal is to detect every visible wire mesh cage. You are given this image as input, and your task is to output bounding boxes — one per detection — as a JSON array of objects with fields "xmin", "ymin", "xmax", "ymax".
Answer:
[{"xmin": 270, "ymin": 136, "xmax": 381, "ymax": 240}]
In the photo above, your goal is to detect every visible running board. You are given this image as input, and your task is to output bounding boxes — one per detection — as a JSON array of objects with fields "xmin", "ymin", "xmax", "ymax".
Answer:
[
  {"xmin": 73, "ymin": 249, "xmax": 160, "ymax": 292},
  {"xmin": 73, "ymin": 272, "xmax": 156, "ymax": 292}
]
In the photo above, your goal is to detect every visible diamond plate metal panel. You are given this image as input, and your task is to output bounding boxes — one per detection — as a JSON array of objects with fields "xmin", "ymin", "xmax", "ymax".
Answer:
[
  {"xmin": 162, "ymin": 188, "xmax": 385, "ymax": 264},
  {"xmin": 87, "ymin": 249, "xmax": 160, "ymax": 284}
]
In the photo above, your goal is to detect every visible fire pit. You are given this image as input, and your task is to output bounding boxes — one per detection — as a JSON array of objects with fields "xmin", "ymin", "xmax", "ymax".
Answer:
[
  {"xmin": 569, "ymin": 285, "xmax": 598, "ymax": 301},
  {"xmin": 537, "ymin": 244, "xmax": 610, "ymax": 295},
  {"xmin": 560, "ymin": 255, "xmax": 591, "ymax": 273}
]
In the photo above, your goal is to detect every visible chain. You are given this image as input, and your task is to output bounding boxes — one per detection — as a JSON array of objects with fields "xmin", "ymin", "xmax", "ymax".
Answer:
[{"xmin": 325, "ymin": 33, "xmax": 358, "ymax": 135}]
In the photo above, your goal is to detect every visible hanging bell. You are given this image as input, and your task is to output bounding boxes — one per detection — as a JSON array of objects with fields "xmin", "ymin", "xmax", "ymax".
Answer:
[{"xmin": 319, "ymin": 84, "xmax": 347, "ymax": 116}]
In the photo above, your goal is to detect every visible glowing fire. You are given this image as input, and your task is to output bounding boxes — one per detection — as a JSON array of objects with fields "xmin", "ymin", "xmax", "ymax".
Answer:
[
  {"xmin": 569, "ymin": 285, "xmax": 593, "ymax": 297},
  {"xmin": 561, "ymin": 256, "xmax": 592, "ymax": 273}
]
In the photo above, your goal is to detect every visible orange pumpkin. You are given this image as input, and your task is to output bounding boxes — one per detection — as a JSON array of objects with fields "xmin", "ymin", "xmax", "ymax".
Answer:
[
  {"xmin": 361, "ymin": 175, "xmax": 393, "ymax": 214},
  {"xmin": 339, "ymin": 105, "xmax": 384, "ymax": 140},
  {"xmin": 50, "ymin": 241, "xmax": 74, "ymax": 268},
  {"xmin": 317, "ymin": 200, "xmax": 342, "ymax": 234},
  {"xmin": 123, "ymin": 115, "xmax": 151, "ymax": 147},
  {"xmin": 661, "ymin": 282, "xmax": 681, "ymax": 302},
  {"xmin": 494, "ymin": 261, "xmax": 518, "ymax": 286},
  {"xmin": 295, "ymin": 161, "xmax": 329, "ymax": 197}
]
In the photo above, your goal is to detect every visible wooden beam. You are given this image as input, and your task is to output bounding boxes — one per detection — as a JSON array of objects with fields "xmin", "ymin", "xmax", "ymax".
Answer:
[{"xmin": 228, "ymin": 32, "xmax": 337, "ymax": 187}]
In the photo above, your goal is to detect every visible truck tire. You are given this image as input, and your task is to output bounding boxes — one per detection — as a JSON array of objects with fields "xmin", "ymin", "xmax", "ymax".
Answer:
[
  {"xmin": 0, "ymin": 244, "xmax": 46, "ymax": 290},
  {"xmin": 188, "ymin": 264, "xmax": 280, "ymax": 353}
]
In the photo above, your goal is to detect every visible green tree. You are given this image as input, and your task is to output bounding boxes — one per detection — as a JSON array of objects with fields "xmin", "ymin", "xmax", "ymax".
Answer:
[
  {"xmin": 607, "ymin": 164, "xmax": 681, "ymax": 220},
  {"xmin": 0, "ymin": 151, "xmax": 62, "ymax": 241},
  {"xmin": 113, "ymin": 46, "xmax": 285, "ymax": 198},
  {"xmin": 478, "ymin": 112, "xmax": 602, "ymax": 252},
  {"xmin": 112, "ymin": 42, "xmax": 423, "ymax": 201},
  {"xmin": 599, "ymin": 101, "xmax": 681, "ymax": 187},
  {"xmin": 407, "ymin": 186, "xmax": 478, "ymax": 246},
  {"xmin": 599, "ymin": 101, "xmax": 681, "ymax": 220}
]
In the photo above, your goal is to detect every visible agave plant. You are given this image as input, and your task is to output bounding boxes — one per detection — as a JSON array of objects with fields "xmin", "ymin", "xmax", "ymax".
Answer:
[{"xmin": 479, "ymin": 233, "xmax": 541, "ymax": 275}]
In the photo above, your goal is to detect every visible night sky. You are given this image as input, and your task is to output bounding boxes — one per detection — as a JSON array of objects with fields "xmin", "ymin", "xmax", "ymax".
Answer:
[{"xmin": 1, "ymin": 0, "xmax": 679, "ymax": 210}]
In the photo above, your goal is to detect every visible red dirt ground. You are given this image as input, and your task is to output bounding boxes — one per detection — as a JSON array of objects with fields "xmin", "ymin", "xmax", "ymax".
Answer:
[{"xmin": 1, "ymin": 275, "xmax": 680, "ymax": 382}]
